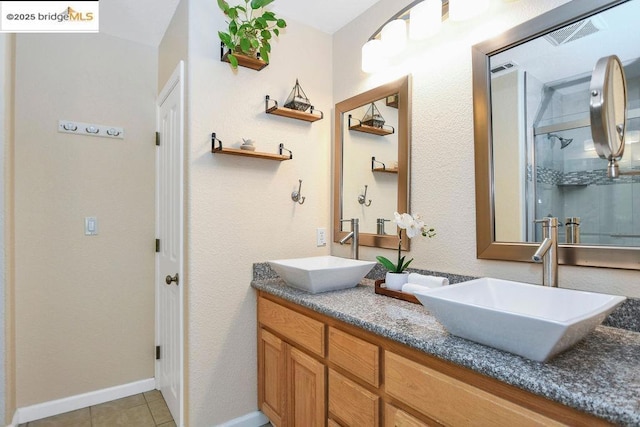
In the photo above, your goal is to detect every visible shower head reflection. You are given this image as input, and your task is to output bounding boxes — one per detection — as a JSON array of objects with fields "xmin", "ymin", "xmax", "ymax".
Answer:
[{"xmin": 548, "ymin": 133, "xmax": 573, "ymax": 149}]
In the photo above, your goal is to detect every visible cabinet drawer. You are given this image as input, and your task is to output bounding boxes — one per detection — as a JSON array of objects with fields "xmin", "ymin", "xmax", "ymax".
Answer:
[
  {"xmin": 385, "ymin": 403, "xmax": 431, "ymax": 427},
  {"xmin": 329, "ymin": 369, "xmax": 379, "ymax": 426},
  {"xmin": 259, "ymin": 297, "xmax": 325, "ymax": 357},
  {"xmin": 385, "ymin": 351, "xmax": 564, "ymax": 426},
  {"xmin": 329, "ymin": 327, "xmax": 380, "ymax": 387}
]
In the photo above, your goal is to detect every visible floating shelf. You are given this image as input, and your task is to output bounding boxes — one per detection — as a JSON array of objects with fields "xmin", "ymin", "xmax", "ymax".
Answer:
[
  {"xmin": 220, "ymin": 43, "xmax": 267, "ymax": 71},
  {"xmin": 348, "ymin": 115, "xmax": 394, "ymax": 136},
  {"xmin": 371, "ymin": 156, "xmax": 398, "ymax": 173},
  {"xmin": 265, "ymin": 95, "xmax": 323, "ymax": 122},
  {"xmin": 211, "ymin": 133, "xmax": 291, "ymax": 161},
  {"xmin": 372, "ymin": 167, "xmax": 398, "ymax": 174}
]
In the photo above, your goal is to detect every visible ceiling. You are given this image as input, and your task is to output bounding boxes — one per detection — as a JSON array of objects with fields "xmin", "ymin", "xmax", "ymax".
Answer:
[{"xmin": 100, "ymin": 0, "xmax": 383, "ymax": 47}]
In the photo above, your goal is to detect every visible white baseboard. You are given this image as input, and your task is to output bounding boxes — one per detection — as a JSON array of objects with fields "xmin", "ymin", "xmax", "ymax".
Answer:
[
  {"xmin": 216, "ymin": 410, "xmax": 269, "ymax": 427},
  {"xmin": 12, "ymin": 378, "xmax": 155, "ymax": 424}
]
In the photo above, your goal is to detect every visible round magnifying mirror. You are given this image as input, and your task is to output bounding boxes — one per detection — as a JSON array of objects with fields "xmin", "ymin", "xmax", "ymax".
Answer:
[{"xmin": 590, "ymin": 55, "xmax": 627, "ymax": 162}]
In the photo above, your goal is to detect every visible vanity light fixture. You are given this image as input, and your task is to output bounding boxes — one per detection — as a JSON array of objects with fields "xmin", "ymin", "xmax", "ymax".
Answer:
[
  {"xmin": 449, "ymin": 0, "xmax": 490, "ymax": 22},
  {"xmin": 361, "ymin": 0, "xmax": 492, "ymax": 73}
]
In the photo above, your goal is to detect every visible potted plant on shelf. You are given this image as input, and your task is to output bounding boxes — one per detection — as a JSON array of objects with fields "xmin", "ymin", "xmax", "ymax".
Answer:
[
  {"xmin": 377, "ymin": 212, "xmax": 436, "ymax": 291},
  {"xmin": 218, "ymin": 0, "xmax": 287, "ymax": 69}
]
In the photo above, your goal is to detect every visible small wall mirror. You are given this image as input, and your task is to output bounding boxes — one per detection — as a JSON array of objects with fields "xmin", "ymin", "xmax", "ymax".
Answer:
[
  {"xmin": 590, "ymin": 54, "xmax": 628, "ymax": 177},
  {"xmin": 473, "ymin": 0, "xmax": 640, "ymax": 269},
  {"xmin": 334, "ymin": 76, "xmax": 411, "ymax": 250}
]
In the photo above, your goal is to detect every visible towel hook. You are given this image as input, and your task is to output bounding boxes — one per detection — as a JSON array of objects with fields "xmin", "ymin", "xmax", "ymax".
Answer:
[
  {"xmin": 291, "ymin": 179, "xmax": 306, "ymax": 205},
  {"xmin": 358, "ymin": 185, "xmax": 372, "ymax": 207}
]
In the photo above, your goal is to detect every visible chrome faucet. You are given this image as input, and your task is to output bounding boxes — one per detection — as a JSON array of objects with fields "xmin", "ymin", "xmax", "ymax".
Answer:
[
  {"xmin": 339, "ymin": 218, "xmax": 359, "ymax": 260},
  {"xmin": 532, "ymin": 217, "xmax": 558, "ymax": 287}
]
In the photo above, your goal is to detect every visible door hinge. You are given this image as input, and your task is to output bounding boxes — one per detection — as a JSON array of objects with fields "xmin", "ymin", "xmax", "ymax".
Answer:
[
  {"xmin": 156, "ymin": 345, "xmax": 161, "ymax": 360},
  {"xmin": 155, "ymin": 131, "xmax": 160, "ymax": 146},
  {"xmin": 155, "ymin": 239, "xmax": 160, "ymax": 252}
]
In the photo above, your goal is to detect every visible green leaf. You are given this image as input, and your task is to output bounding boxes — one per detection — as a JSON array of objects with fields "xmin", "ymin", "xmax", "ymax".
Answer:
[
  {"xmin": 236, "ymin": 5, "xmax": 246, "ymax": 12},
  {"xmin": 256, "ymin": 17, "xmax": 268, "ymax": 28},
  {"xmin": 262, "ymin": 11, "xmax": 276, "ymax": 21},
  {"xmin": 251, "ymin": 0, "xmax": 274, "ymax": 9},
  {"xmin": 218, "ymin": 31, "xmax": 232, "ymax": 46},
  {"xmin": 259, "ymin": 46, "xmax": 270, "ymax": 63},
  {"xmin": 273, "ymin": 28, "xmax": 279, "ymax": 37},
  {"xmin": 240, "ymin": 37, "xmax": 251, "ymax": 53},
  {"xmin": 227, "ymin": 8, "xmax": 238, "ymax": 19},
  {"xmin": 276, "ymin": 18, "xmax": 287, "ymax": 28},
  {"xmin": 250, "ymin": 38, "xmax": 259, "ymax": 49},
  {"xmin": 217, "ymin": 0, "xmax": 230, "ymax": 12},
  {"xmin": 401, "ymin": 258, "xmax": 414, "ymax": 272},
  {"xmin": 229, "ymin": 19, "xmax": 238, "ymax": 35},
  {"xmin": 376, "ymin": 256, "xmax": 397, "ymax": 272},
  {"xmin": 263, "ymin": 41, "xmax": 271, "ymax": 52},
  {"xmin": 261, "ymin": 30, "xmax": 271, "ymax": 40},
  {"xmin": 228, "ymin": 54, "xmax": 239, "ymax": 68}
]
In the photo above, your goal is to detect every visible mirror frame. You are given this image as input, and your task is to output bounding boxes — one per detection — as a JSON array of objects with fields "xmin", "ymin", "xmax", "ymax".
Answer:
[
  {"xmin": 472, "ymin": 0, "xmax": 640, "ymax": 270},
  {"xmin": 334, "ymin": 75, "xmax": 411, "ymax": 250}
]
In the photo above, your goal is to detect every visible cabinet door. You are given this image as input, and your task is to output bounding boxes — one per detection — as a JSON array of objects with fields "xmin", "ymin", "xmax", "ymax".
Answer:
[
  {"xmin": 289, "ymin": 346, "xmax": 326, "ymax": 426},
  {"xmin": 384, "ymin": 403, "xmax": 431, "ymax": 427},
  {"xmin": 259, "ymin": 328, "xmax": 286, "ymax": 426},
  {"xmin": 329, "ymin": 369, "xmax": 379, "ymax": 426}
]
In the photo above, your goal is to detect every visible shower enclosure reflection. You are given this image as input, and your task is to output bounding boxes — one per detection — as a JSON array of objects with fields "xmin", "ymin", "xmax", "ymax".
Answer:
[{"xmin": 490, "ymin": 0, "xmax": 640, "ymax": 248}]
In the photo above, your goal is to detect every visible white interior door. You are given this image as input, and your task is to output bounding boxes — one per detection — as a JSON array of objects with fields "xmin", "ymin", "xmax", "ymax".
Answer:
[{"xmin": 156, "ymin": 61, "xmax": 184, "ymax": 425}]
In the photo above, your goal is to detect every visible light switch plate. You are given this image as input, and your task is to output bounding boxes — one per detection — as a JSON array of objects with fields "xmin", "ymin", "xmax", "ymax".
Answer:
[
  {"xmin": 316, "ymin": 228, "xmax": 326, "ymax": 247},
  {"xmin": 85, "ymin": 216, "xmax": 98, "ymax": 236}
]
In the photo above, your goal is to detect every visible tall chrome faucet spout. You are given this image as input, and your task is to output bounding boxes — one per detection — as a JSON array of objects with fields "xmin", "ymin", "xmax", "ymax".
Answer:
[
  {"xmin": 339, "ymin": 218, "xmax": 359, "ymax": 260},
  {"xmin": 532, "ymin": 217, "xmax": 558, "ymax": 287}
]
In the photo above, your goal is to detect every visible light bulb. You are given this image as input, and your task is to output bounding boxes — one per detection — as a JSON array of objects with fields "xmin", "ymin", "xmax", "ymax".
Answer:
[
  {"xmin": 449, "ymin": 0, "xmax": 490, "ymax": 21},
  {"xmin": 381, "ymin": 19, "xmax": 407, "ymax": 54},
  {"xmin": 410, "ymin": 0, "xmax": 442, "ymax": 40},
  {"xmin": 361, "ymin": 39, "xmax": 387, "ymax": 73}
]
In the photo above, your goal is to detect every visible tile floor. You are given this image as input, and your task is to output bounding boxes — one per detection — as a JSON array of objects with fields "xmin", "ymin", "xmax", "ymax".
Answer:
[{"xmin": 18, "ymin": 390, "xmax": 175, "ymax": 427}]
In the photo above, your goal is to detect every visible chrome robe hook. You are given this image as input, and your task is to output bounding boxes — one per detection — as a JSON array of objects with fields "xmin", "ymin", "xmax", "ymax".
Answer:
[
  {"xmin": 358, "ymin": 185, "xmax": 372, "ymax": 207},
  {"xmin": 292, "ymin": 179, "xmax": 306, "ymax": 204}
]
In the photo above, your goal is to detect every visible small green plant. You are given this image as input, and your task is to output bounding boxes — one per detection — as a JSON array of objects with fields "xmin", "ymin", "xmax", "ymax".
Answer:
[
  {"xmin": 376, "ymin": 212, "xmax": 436, "ymax": 273},
  {"xmin": 217, "ymin": 0, "xmax": 287, "ymax": 68}
]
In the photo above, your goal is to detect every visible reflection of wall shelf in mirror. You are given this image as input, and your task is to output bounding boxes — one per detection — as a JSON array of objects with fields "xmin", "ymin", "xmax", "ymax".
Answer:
[
  {"xmin": 557, "ymin": 184, "xmax": 588, "ymax": 188},
  {"xmin": 220, "ymin": 43, "xmax": 267, "ymax": 71},
  {"xmin": 371, "ymin": 156, "xmax": 398, "ymax": 174},
  {"xmin": 348, "ymin": 114, "xmax": 395, "ymax": 136},
  {"xmin": 265, "ymin": 95, "xmax": 323, "ymax": 122},
  {"xmin": 211, "ymin": 133, "xmax": 292, "ymax": 161}
]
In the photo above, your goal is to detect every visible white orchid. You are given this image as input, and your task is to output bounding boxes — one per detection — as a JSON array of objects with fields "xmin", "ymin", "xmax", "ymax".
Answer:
[{"xmin": 378, "ymin": 212, "xmax": 436, "ymax": 273}]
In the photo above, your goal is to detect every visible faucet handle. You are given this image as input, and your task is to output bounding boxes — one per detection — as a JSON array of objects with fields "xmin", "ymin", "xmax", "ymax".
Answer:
[{"xmin": 534, "ymin": 217, "xmax": 558, "ymax": 227}]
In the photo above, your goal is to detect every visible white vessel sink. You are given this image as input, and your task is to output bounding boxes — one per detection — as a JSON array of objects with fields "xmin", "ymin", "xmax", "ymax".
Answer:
[
  {"xmin": 268, "ymin": 256, "xmax": 376, "ymax": 294},
  {"xmin": 413, "ymin": 277, "xmax": 626, "ymax": 362}
]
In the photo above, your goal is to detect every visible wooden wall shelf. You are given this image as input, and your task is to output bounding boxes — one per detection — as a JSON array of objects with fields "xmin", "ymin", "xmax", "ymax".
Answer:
[
  {"xmin": 372, "ymin": 167, "xmax": 398, "ymax": 174},
  {"xmin": 220, "ymin": 43, "xmax": 267, "ymax": 71},
  {"xmin": 349, "ymin": 124, "xmax": 394, "ymax": 136},
  {"xmin": 212, "ymin": 146, "xmax": 290, "ymax": 161},
  {"xmin": 211, "ymin": 133, "xmax": 292, "ymax": 161},
  {"xmin": 265, "ymin": 95, "xmax": 323, "ymax": 122}
]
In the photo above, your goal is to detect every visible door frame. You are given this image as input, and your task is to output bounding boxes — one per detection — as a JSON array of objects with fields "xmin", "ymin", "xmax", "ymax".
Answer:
[{"xmin": 155, "ymin": 60, "xmax": 185, "ymax": 427}]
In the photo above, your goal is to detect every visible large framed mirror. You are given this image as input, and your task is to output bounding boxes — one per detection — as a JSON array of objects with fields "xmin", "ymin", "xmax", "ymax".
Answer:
[
  {"xmin": 334, "ymin": 75, "xmax": 411, "ymax": 250},
  {"xmin": 473, "ymin": 0, "xmax": 640, "ymax": 269}
]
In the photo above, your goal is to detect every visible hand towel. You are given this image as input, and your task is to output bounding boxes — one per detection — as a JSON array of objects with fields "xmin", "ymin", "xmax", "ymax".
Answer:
[{"xmin": 407, "ymin": 273, "xmax": 449, "ymax": 288}]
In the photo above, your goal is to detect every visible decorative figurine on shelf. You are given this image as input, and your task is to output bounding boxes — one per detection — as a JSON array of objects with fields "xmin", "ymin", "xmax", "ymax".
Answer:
[
  {"xmin": 284, "ymin": 79, "xmax": 312, "ymax": 112},
  {"xmin": 241, "ymin": 138, "xmax": 256, "ymax": 151},
  {"xmin": 362, "ymin": 102, "xmax": 385, "ymax": 128}
]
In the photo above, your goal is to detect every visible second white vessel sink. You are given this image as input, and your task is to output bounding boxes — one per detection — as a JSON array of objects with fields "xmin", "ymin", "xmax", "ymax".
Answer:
[
  {"xmin": 413, "ymin": 277, "xmax": 625, "ymax": 362},
  {"xmin": 268, "ymin": 256, "xmax": 376, "ymax": 294}
]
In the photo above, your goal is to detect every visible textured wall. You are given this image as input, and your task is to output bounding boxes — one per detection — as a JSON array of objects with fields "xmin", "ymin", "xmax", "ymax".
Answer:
[
  {"xmin": 332, "ymin": 0, "xmax": 640, "ymax": 297},
  {"xmin": 186, "ymin": 0, "xmax": 333, "ymax": 424},
  {"xmin": 13, "ymin": 33, "xmax": 157, "ymax": 406}
]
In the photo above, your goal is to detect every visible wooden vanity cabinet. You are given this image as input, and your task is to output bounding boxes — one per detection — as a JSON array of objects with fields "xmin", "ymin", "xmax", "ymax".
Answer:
[{"xmin": 257, "ymin": 292, "xmax": 611, "ymax": 427}]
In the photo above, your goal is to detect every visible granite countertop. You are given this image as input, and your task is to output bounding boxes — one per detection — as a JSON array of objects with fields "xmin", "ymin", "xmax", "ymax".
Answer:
[{"xmin": 251, "ymin": 264, "xmax": 640, "ymax": 426}]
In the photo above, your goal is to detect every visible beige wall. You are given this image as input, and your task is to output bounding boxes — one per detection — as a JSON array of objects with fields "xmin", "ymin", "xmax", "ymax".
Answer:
[
  {"xmin": 332, "ymin": 0, "xmax": 640, "ymax": 298},
  {"xmin": 186, "ymin": 0, "xmax": 333, "ymax": 423},
  {"xmin": 159, "ymin": 0, "xmax": 188, "ymax": 93},
  {"xmin": 13, "ymin": 33, "xmax": 157, "ymax": 406}
]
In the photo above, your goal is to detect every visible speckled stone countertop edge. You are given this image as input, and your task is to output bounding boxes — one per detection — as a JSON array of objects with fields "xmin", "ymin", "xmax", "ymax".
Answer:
[{"xmin": 252, "ymin": 262, "xmax": 640, "ymax": 425}]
